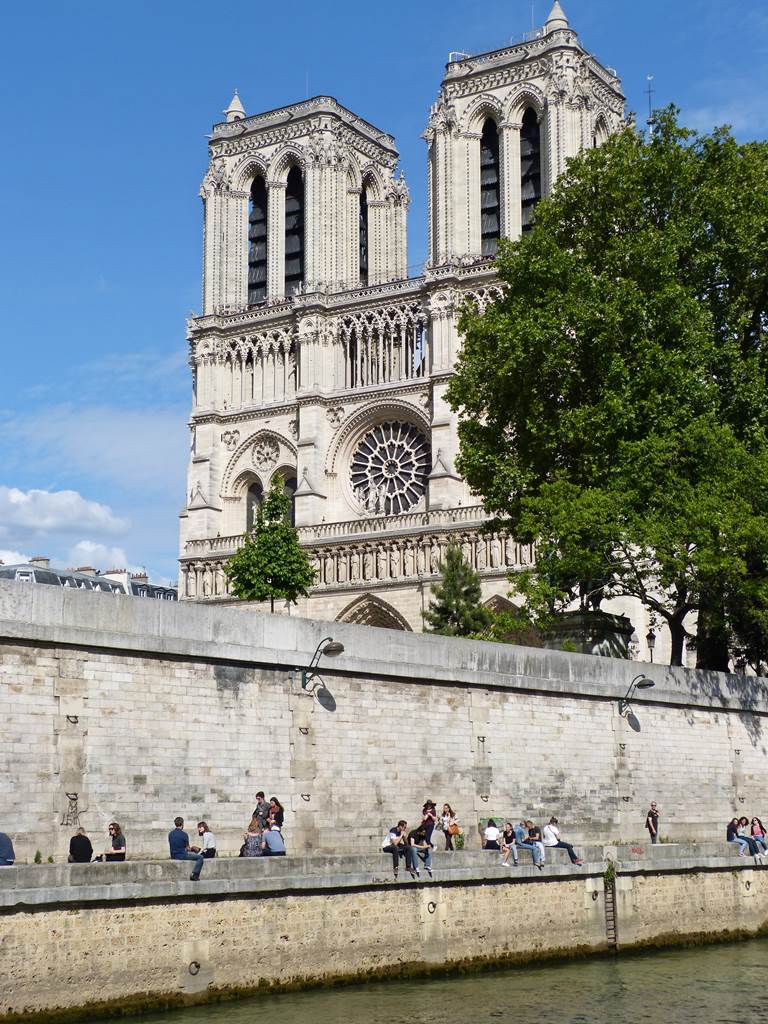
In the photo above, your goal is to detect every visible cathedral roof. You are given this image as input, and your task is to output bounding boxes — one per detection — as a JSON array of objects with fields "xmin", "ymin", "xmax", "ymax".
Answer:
[{"xmin": 546, "ymin": 2, "xmax": 569, "ymax": 31}]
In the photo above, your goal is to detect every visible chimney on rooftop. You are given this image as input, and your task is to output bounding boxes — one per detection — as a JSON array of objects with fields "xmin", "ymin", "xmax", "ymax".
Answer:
[
  {"xmin": 74, "ymin": 566, "xmax": 98, "ymax": 576},
  {"xmin": 131, "ymin": 570, "xmax": 149, "ymax": 582},
  {"xmin": 29, "ymin": 556, "xmax": 50, "ymax": 569}
]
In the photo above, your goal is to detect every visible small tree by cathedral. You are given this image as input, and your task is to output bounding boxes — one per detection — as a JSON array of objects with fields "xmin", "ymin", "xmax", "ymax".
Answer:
[
  {"xmin": 224, "ymin": 480, "xmax": 316, "ymax": 611},
  {"xmin": 424, "ymin": 542, "xmax": 491, "ymax": 636}
]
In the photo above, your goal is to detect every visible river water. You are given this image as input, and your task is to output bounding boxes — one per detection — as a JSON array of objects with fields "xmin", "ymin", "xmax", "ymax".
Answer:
[{"xmin": 95, "ymin": 939, "xmax": 768, "ymax": 1024}]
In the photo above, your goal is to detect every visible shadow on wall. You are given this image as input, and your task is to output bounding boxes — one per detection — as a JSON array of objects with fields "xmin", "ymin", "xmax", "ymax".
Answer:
[{"xmin": 669, "ymin": 667, "xmax": 766, "ymax": 748}]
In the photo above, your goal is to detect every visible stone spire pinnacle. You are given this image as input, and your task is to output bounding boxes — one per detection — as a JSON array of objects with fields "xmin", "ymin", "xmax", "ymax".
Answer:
[
  {"xmin": 545, "ymin": 1, "xmax": 569, "ymax": 32},
  {"xmin": 224, "ymin": 90, "xmax": 246, "ymax": 122}
]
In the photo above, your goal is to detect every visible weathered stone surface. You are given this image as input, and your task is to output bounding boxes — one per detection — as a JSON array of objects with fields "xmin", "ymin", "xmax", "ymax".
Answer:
[{"xmin": 1, "ymin": 580, "xmax": 766, "ymax": 866}]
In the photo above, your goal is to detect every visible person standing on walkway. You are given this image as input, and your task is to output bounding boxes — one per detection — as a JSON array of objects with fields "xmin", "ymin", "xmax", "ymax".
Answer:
[
  {"xmin": 253, "ymin": 792, "xmax": 270, "ymax": 827},
  {"xmin": 542, "ymin": 817, "xmax": 583, "ymax": 866},
  {"xmin": 268, "ymin": 797, "xmax": 284, "ymax": 829},
  {"xmin": 168, "ymin": 817, "xmax": 205, "ymax": 880},
  {"xmin": 645, "ymin": 802, "xmax": 660, "ymax": 844},
  {"xmin": 421, "ymin": 800, "xmax": 437, "ymax": 843},
  {"xmin": 439, "ymin": 804, "xmax": 458, "ymax": 851}
]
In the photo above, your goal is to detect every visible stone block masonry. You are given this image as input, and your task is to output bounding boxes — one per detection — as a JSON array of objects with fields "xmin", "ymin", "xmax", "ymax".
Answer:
[
  {"xmin": 1, "ymin": 579, "xmax": 767, "ymax": 864},
  {"xmin": 1, "ymin": 846, "xmax": 767, "ymax": 1024}
]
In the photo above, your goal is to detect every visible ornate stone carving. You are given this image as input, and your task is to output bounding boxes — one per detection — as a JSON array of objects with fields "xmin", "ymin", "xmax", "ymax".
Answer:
[
  {"xmin": 253, "ymin": 438, "xmax": 280, "ymax": 471},
  {"xmin": 221, "ymin": 429, "xmax": 240, "ymax": 451},
  {"xmin": 327, "ymin": 406, "xmax": 345, "ymax": 427}
]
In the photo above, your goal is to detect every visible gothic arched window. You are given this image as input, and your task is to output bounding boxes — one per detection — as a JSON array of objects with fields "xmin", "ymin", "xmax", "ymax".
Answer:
[
  {"xmin": 284, "ymin": 165, "xmax": 305, "ymax": 297},
  {"xmin": 359, "ymin": 184, "xmax": 369, "ymax": 287},
  {"xmin": 248, "ymin": 175, "xmax": 268, "ymax": 305},
  {"xmin": 480, "ymin": 119, "xmax": 501, "ymax": 256},
  {"xmin": 246, "ymin": 481, "xmax": 263, "ymax": 532},
  {"xmin": 520, "ymin": 107, "xmax": 542, "ymax": 232}
]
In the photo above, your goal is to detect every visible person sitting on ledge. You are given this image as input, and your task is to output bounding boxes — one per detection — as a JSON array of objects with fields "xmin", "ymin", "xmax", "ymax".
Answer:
[
  {"xmin": 93, "ymin": 822, "xmax": 126, "ymax": 862},
  {"xmin": 483, "ymin": 819, "xmax": 501, "ymax": 851},
  {"xmin": 382, "ymin": 820, "xmax": 408, "ymax": 879},
  {"xmin": 262, "ymin": 823, "xmax": 286, "ymax": 856},
  {"xmin": 542, "ymin": 816, "xmax": 583, "ymax": 866},
  {"xmin": 727, "ymin": 817, "xmax": 761, "ymax": 858},
  {"xmin": 169, "ymin": 817, "xmax": 205, "ymax": 880},
  {"xmin": 515, "ymin": 821, "xmax": 541, "ymax": 867},
  {"xmin": 499, "ymin": 822, "xmax": 519, "ymax": 867},
  {"xmin": 192, "ymin": 821, "xmax": 216, "ymax": 858},
  {"xmin": 0, "ymin": 831, "xmax": 15, "ymax": 866},
  {"xmin": 526, "ymin": 820, "xmax": 546, "ymax": 870},
  {"xmin": 68, "ymin": 828, "xmax": 93, "ymax": 863},
  {"xmin": 407, "ymin": 825, "xmax": 434, "ymax": 879}
]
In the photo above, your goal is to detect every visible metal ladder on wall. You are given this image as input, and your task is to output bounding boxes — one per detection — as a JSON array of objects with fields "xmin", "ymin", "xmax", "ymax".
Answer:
[{"xmin": 604, "ymin": 878, "xmax": 619, "ymax": 948}]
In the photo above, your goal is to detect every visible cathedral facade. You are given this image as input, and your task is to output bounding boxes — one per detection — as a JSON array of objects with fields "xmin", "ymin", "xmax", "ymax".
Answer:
[{"xmin": 179, "ymin": 3, "xmax": 626, "ymax": 631}]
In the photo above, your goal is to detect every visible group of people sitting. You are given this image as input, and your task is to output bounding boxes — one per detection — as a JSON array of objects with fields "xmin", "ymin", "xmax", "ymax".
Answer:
[
  {"xmin": 726, "ymin": 816, "xmax": 767, "ymax": 857},
  {"xmin": 482, "ymin": 817, "xmax": 583, "ymax": 868},
  {"xmin": 381, "ymin": 802, "xmax": 582, "ymax": 879},
  {"xmin": 240, "ymin": 792, "xmax": 286, "ymax": 857}
]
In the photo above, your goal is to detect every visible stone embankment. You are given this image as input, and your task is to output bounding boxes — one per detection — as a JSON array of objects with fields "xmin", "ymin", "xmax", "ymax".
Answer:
[{"xmin": 2, "ymin": 843, "xmax": 768, "ymax": 1024}]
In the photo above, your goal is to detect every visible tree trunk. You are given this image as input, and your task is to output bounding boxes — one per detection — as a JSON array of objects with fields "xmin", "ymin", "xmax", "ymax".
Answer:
[
  {"xmin": 668, "ymin": 616, "xmax": 686, "ymax": 667},
  {"xmin": 696, "ymin": 586, "xmax": 730, "ymax": 671},
  {"xmin": 270, "ymin": 595, "xmax": 274, "ymax": 613}
]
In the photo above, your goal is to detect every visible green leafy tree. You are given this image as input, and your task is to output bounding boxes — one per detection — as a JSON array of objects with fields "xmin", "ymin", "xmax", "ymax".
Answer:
[
  {"xmin": 448, "ymin": 109, "xmax": 768, "ymax": 667},
  {"xmin": 424, "ymin": 541, "xmax": 492, "ymax": 636},
  {"xmin": 224, "ymin": 480, "xmax": 316, "ymax": 611}
]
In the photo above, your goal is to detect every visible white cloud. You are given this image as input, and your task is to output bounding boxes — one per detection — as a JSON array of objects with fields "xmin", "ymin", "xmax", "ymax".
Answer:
[
  {"xmin": 0, "ymin": 548, "xmax": 30, "ymax": 566},
  {"xmin": 65, "ymin": 540, "xmax": 140, "ymax": 572},
  {"xmin": 0, "ymin": 406, "xmax": 189, "ymax": 495},
  {"xmin": 0, "ymin": 486, "xmax": 127, "ymax": 534}
]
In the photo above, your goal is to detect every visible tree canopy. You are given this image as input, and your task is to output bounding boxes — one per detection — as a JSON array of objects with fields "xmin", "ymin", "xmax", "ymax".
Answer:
[
  {"xmin": 224, "ymin": 480, "xmax": 316, "ymax": 611},
  {"xmin": 424, "ymin": 541, "xmax": 491, "ymax": 637},
  {"xmin": 448, "ymin": 109, "xmax": 768, "ymax": 669}
]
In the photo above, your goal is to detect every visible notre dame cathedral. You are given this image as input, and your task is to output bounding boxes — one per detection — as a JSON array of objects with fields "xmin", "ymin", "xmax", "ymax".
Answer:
[{"xmin": 179, "ymin": 3, "xmax": 627, "ymax": 632}]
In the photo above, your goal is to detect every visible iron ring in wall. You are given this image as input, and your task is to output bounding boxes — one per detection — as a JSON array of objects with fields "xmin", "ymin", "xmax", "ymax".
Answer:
[
  {"xmin": 427, "ymin": 901, "xmax": 437, "ymax": 914},
  {"xmin": 189, "ymin": 961, "xmax": 201, "ymax": 976}
]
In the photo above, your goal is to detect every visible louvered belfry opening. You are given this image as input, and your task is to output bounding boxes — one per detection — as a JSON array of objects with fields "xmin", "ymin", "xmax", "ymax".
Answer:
[
  {"xmin": 248, "ymin": 175, "xmax": 268, "ymax": 305},
  {"xmin": 480, "ymin": 119, "xmax": 501, "ymax": 257},
  {"xmin": 521, "ymin": 107, "xmax": 542, "ymax": 232},
  {"xmin": 359, "ymin": 184, "xmax": 369, "ymax": 287},
  {"xmin": 284, "ymin": 165, "xmax": 305, "ymax": 297}
]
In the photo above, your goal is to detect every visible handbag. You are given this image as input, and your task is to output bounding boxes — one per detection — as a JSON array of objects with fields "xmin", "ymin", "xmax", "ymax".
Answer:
[{"xmin": 448, "ymin": 822, "xmax": 461, "ymax": 836}]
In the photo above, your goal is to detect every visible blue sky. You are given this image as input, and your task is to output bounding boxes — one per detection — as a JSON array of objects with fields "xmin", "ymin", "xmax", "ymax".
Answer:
[{"xmin": 1, "ymin": 0, "xmax": 766, "ymax": 584}]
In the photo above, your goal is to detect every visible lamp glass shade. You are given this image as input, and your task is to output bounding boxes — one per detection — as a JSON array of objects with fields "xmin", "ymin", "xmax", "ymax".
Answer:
[
  {"xmin": 635, "ymin": 680, "xmax": 655, "ymax": 689},
  {"xmin": 322, "ymin": 641, "xmax": 345, "ymax": 657}
]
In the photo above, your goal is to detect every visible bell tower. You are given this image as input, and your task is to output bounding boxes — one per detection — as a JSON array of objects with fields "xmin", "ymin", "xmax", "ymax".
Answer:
[
  {"xmin": 424, "ymin": 1, "xmax": 625, "ymax": 264},
  {"xmin": 199, "ymin": 94, "xmax": 410, "ymax": 314}
]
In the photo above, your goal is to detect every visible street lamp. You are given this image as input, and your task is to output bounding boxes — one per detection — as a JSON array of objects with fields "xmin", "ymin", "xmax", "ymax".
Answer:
[
  {"xmin": 300, "ymin": 636, "xmax": 345, "ymax": 691},
  {"xmin": 646, "ymin": 628, "xmax": 656, "ymax": 663},
  {"xmin": 619, "ymin": 674, "xmax": 655, "ymax": 717}
]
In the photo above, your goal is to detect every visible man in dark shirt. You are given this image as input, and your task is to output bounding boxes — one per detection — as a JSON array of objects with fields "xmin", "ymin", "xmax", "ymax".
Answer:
[
  {"xmin": 168, "ymin": 817, "xmax": 205, "ymax": 880},
  {"xmin": 253, "ymin": 791, "xmax": 270, "ymax": 828},
  {"xmin": 0, "ymin": 831, "xmax": 15, "ymax": 866},
  {"xmin": 645, "ymin": 802, "xmax": 660, "ymax": 845},
  {"xmin": 68, "ymin": 828, "xmax": 93, "ymax": 863}
]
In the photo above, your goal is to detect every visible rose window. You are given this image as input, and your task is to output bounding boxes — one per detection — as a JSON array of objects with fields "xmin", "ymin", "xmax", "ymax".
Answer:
[{"xmin": 350, "ymin": 421, "xmax": 430, "ymax": 516}]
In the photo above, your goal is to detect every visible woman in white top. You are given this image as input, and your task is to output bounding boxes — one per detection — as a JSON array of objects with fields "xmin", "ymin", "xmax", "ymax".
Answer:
[
  {"xmin": 542, "ymin": 816, "xmax": 582, "ymax": 866},
  {"xmin": 195, "ymin": 821, "xmax": 217, "ymax": 859},
  {"xmin": 483, "ymin": 819, "xmax": 501, "ymax": 850}
]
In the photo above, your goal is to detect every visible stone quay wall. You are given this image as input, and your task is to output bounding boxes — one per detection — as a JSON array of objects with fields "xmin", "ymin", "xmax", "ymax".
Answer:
[
  {"xmin": 1, "ymin": 579, "xmax": 767, "ymax": 865},
  {"xmin": 2, "ymin": 845, "xmax": 768, "ymax": 1023}
]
